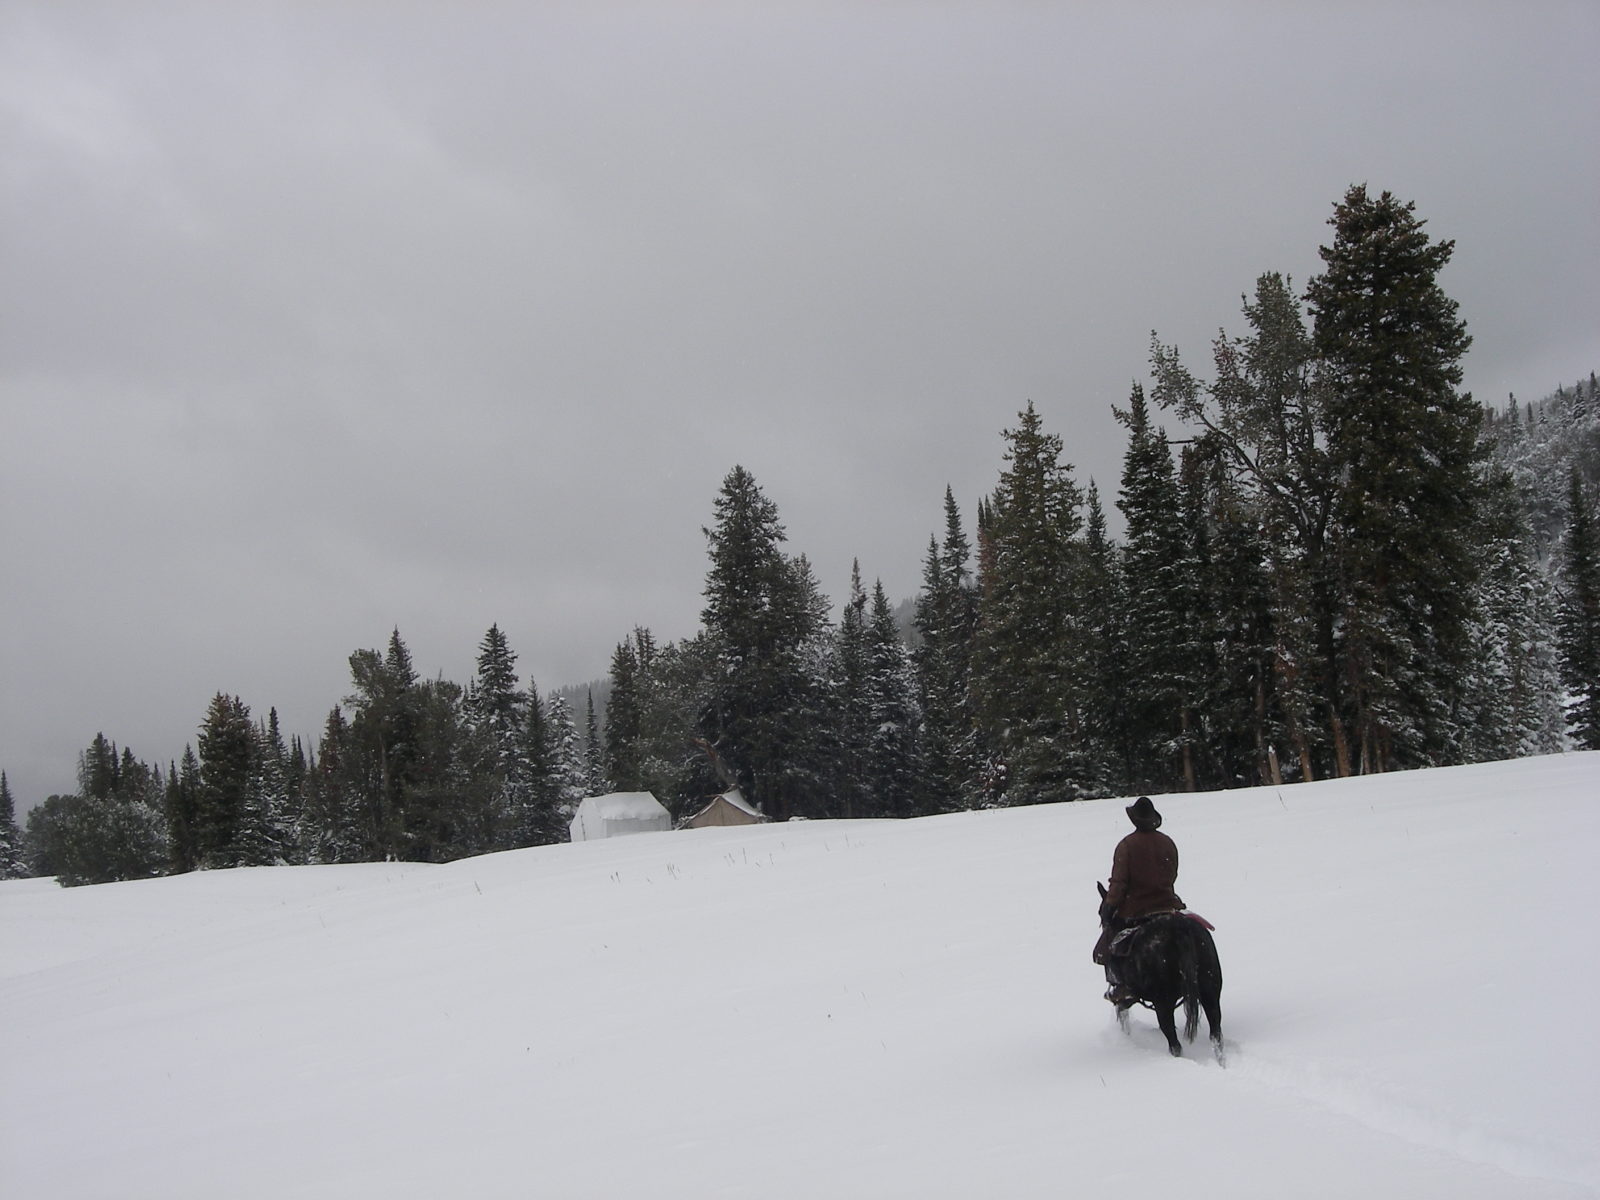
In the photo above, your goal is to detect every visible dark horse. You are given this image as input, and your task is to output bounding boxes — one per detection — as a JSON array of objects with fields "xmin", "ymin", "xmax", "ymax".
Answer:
[{"xmin": 1097, "ymin": 882, "xmax": 1224, "ymax": 1059}]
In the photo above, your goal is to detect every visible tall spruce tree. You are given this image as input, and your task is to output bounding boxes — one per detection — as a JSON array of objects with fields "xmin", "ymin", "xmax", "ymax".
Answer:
[
  {"xmin": 235, "ymin": 715, "xmax": 288, "ymax": 867},
  {"xmin": 1180, "ymin": 438, "xmax": 1283, "ymax": 786},
  {"xmin": 971, "ymin": 403, "xmax": 1087, "ymax": 805},
  {"xmin": 546, "ymin": 693, "xmax": 588, "ymax": 821},
  {"xmin": 864, "ymin": 580, "xmax": 925, "ymax": 817},
  {"xmin": 584, "ymin": 691, "xmax": 605, "ymax": 797},
  {"xmin": 1153, "ymin": 271, "xmax": 1330, "ymax": 779},
  {"xmin": 1306, "ymin": 185, "xmax": 1481, "ymax": 772},
  {"xmin": 832, "ymin": 561, "xmax": 873, "ymax": 818},
  {"xmin": 1116, "ymin": 384, "xmax": 1202, "ymax": 793},
  {"xmin": 513, "ymin": 681, "xmax": 566, "ymax": 846},
  {"xmin": 467, "ymin": 624, "xmax": 528, "ymax": 850},
  {"xmin": 0, "ymin": 772, "xmax": 27, "ymax": 879},
  {"xmin": 603, "ymin": 634, "xmax": 645, "ymax": 793},
  {"xmin": 913, "ymin": 488, "xmax": 981, "ymax": 811},
  {"xmin": 1557, "ymin": 469, "xmax": 1600, "ymax": 748},
  {"xmin": 639, "ymin": 633, "xmax": 726, "ymax": 818},
  {"xmin": 165, "ymin": 747, "xmax": 202, "ymax": 872},
  {"xmin": 306, "ymin": 707, "xmax": 362, "ymax": 862},
  {"xmin": 196, "ymin": 694, "xmax": 255, "ymax": 867},
  {"xmin": 1461, "ymin": 466, "xmax": 1568, "ymax": 759},
  {"xmin": 1077, "ymin": 483, "xmax": 1135, "ymax": 795},
  {"xmin": 344, "ymin": 630, "xmax": 422, "ymax": 859},
  {"xmin": 398, "ymin": 678, "xmax": 476, "ymax": 862},
  {"xmin": 699, "ymin": 466, "xmax": 828, "ymax": 819}
]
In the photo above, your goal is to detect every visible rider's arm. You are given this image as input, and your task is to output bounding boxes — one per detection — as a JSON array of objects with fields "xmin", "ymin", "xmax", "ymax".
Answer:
[{"xmin": 1104, "ymin": 836, "xmax": 1131, "ymax": 912}]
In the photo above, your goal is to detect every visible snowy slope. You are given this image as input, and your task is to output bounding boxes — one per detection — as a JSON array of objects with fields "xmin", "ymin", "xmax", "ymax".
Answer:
[{"xmin": 3, "ymin": 753, "xmax": 1597, "ymax": 1199}]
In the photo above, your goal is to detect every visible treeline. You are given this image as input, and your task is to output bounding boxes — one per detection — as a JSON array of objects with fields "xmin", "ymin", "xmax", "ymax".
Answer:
[
  {"xmin": 5, "ymin": 185, "xmax": 1598, "ymax": 885},
  {"xmin": 603, "ymin": 187, "xmax": 1599, "ymax": 816},
  {"xmin": 16, "ymin": 632, "xmax": 603, "ymax": 885}
]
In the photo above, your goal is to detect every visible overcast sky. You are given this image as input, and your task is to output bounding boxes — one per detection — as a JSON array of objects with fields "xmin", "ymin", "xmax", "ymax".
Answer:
[{"xmin": 3, "ymin": 1, "xmax": 1597, "ymax": 809}]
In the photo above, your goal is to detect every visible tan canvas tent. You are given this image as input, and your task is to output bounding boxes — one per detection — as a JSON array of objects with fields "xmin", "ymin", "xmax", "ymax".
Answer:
[
  {"xmin": 685, "ymin": 789, "xmax": 764, "ymax": 829},
  {"xmin": 568, "ymin": 792, "xmax": 672, "ymax": 841}
]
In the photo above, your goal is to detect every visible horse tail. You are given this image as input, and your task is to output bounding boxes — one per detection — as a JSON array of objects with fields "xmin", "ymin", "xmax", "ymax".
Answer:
[{"xmin": 1179, "ymin": 923, "xmax": 1201, "ymax": 1043}]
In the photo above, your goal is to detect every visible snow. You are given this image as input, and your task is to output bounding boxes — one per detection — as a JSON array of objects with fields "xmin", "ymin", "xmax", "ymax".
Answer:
[{"xmin": 3, "ymin": 753, "xmax": 1597, "ymax": 1198}]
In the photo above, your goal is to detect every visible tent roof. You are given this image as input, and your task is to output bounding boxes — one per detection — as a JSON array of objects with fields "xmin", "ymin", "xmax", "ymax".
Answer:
[{"xmin": 688, "ymin": 789, "xmax": 762, "ymax": 822}]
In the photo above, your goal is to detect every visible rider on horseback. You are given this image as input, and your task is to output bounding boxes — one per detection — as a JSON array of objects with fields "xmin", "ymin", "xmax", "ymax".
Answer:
[{"xmin": 1094, "ymin": 796, "xmax": 1183, "ymax": 1004}]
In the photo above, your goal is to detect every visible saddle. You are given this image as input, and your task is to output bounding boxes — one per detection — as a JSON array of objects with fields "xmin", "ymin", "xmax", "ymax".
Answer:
[{"xmin": 1108, "ymin": 910, "xmax": 1214, "ymax": 956}]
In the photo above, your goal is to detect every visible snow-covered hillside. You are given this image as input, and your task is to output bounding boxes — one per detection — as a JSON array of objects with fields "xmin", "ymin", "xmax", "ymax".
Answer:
[{"xmin": 3, "ymin": 754, "xmax": 1597, "ymax": 1198}]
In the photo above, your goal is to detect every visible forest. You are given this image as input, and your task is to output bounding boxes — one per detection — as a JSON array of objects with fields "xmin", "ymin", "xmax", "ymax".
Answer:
[{"xmin": 4, "ymin": 185, "xmax": 1597, "ymax": 885}]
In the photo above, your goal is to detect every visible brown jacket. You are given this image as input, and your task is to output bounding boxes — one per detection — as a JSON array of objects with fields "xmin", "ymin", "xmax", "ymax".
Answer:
[{"xmin": 1104, "ymin": 829, "xmax": 1183, "ymax": 920}]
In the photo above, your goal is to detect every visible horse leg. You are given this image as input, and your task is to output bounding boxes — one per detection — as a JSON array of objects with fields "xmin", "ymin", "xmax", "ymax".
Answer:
[
  {"xmin": 1202, "ymin": 990, "xmax": 1223, "ymax": 1053},
  {"xmin": 1156, "ymin": 1003, "xmax": 1183, "ymax": 1057}
]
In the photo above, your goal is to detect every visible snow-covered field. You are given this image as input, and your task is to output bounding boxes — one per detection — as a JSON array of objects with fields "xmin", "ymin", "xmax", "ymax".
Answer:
[{"xmin": 3, "ymin": 753, "xmax": 1597, "ymax": 1198}]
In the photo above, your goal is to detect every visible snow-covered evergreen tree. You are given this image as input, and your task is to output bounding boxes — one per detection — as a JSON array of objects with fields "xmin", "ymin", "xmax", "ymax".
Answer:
[
  {"xmin": 971, "ymin": 403, "xmax": 1088, "ymax": 805},
  {"xmin": 913, "ymin": 488, "xmax": 981, "ymax": 811},
  {"xmin": 1074, "ymin": 483, "xmax": 1134, "ymax": 796},
  {"xmin": 25, "ymin": 737, "xmax": 169, "ymax": 886},
  {"xmin": 698, "ymin": 466, "xmax": 831, "ymax": 820},
  {"xmin": 864, "ymin": 580, "xmax": 925, "ymax": 817},
  {"xmin": 832, "ymin": 561, "xmax": 873, "ymax": 818},
  {"xmin": 1306, "ymin": 185, "xmax": 1481, "ymax": 772},
  {"xmin": 467, "ymin": 624, "xmax": 529, "ymax": 851},
  {"xmin": 0, "ymin": 772, "xmax": 28, "ymax": 879},
  {"xmin": 546, "ymin": 693, "xmax": 588, "ymax": 821},
  {"xmin": 306, "ymin": 708, "xmax": 363, "ymax": 863},
  {"xmin": 584, "ymin": 691, "xmax": 606, "ymax": 797},
  {"xmin": 1116, "ymin": 382, "xmax": 1202, "ymax": 793},
  {"xmin": 197, "ymin": 694, "xmax": 256, "ymax": 867},
  {"xmin": 1556, "ymin": 469, "xmax": 1600, "ymax": 748},
  {"xmin": 1459, "ymin": 469, "xmax": 1570, "ymax": 760}
]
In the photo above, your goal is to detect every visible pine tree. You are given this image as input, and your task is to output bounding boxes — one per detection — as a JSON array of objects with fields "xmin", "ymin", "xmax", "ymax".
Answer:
[
  {"xmin": 635, "ymin": 632, "xmax": 726, "ymax": 819},
  {"xmin": 0, "ymin": 772, "xmax": 28, "ymax": 879},
  {"xmin": 546, "ymin": 693, "xmax": 587, "ymax": 821},
  {"xmin": 1154, "ymin": 271, "xmax": 1330, "ymax": 779},
  {"xmin": 1116, "ymin": 382, "xmax": 1205, "ymax": 793},
  {"xmin": 305, "ymin": 708, "xmax": 362, "ymax": 862},
  {"xmin": 584, "ymin": 691, "xmax": 606, "ymax": 796},
  {"xmin": 467, "ymin": 624, "xmax": 528, "ymax": 851},
  {"xmin": 832, "ymin": 561, "xmax": 873, "ymax": 818},
  {"xmin": 81, "ymin": 733, "xmax": 120, "ymax": 801},
  {"xmin": 1460, "ymin": 467, "xmax": 1569, "ymax": 759},
  {"xmin": 399, "ymin": 678, "xmax": 476, "ymax": 862},
  {"xmin": 1557, "ymin": 469, "xmax": 1600, "ymax": 748},
  {"xmin": 699, "ymin": 466, "xmax": 829, "ymax": 820},
  {"xmin": 1181, "ymin": 438, "xmax": 1282, "ymax": 786},
  {"xmin": 196, "ymin": 694, "xmax": 255, "ymax": 867},
  {"xmin": 513, "ymin": 682, "xmax": 567, "ymax": 845},
  {"xmin": 285, "ymin": 736, "xmax": 310, "ymax": 855},
  {"xmin": 604, "ymin": 634, "xmax": 647, "ymax": 792},
  {"xmin": 235, "ymin": 716, "xmax": 288, "ymax": 867},
  {"xmin": 864, "ymin": 580, "xmax": 925, "ymax": 816},
  {"xmin": 971, "ymin": 403, "xmax": 1087, "ymax": 805},
  {"xmin": 1306, "ymin": 185, "xmax": 1481, "ymax": 772},
  {"xmin": 1076, "ymin": 482, "xmax": 1135, "ymax": 796},
  {"xmin": 344, "ymin": 630, "xmax": 422, "ymax": 859},
  {"xmin": 165, "ymin": 747, "xmax": 202, "ymax": 872},
  {"xmin": 913, "ymin": 488, "xmax": 981, "ymax": 811},
  {"xmin": 27, "ymin": 738, "xmax": 169, "ymax": 886}
]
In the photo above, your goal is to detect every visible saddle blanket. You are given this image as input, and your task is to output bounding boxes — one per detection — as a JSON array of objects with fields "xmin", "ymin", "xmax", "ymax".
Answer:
[{"xmin": 1109, "ymin": 910, "xmax": 1215, "ymax": 955}]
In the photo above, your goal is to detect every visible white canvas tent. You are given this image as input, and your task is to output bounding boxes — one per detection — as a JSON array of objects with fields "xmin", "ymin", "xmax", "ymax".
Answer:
[{"xmin": 568, "ymin": 792, "xmax": 672, "ymax": 842}]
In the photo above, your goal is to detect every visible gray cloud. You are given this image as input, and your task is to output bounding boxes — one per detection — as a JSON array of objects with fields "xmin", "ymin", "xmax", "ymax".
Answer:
[{"xmin": 4, "ymin": 1, "xmax": 1597, "ymax": 808}]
